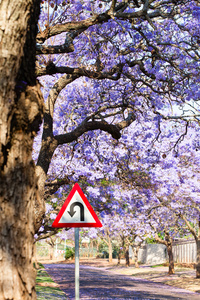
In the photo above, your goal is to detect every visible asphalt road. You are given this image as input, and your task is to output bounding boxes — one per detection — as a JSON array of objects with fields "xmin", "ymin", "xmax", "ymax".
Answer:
[{"xmin": 44, "ymin": 263, "xmax": 200, "ymax": 300}]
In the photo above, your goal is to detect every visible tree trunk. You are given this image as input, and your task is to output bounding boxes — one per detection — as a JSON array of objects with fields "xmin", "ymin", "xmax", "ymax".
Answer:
[
  {"xmin": 96, "ymin": 240, "xmax": 100, "ymax": 252},
  {"xmin": 33, "ymin": 243, "xmax": 40, "ymax": 270},
  {"xmin": 0, "ymin": 0, "xmax": 43, "ymax": 299},
  {"xmin": 167, "ymin": 244, "xmax": 174, "ymax": 275},
  {"xmin": 134, "ymin": 246, "xmax": 140, "ymax": 268},
  {"xmin": 164, "ymin": 232, "xmax": 174, "ymax": 275},
  {"xmin": 196, "ymin": 239, "xmax": 200, "ymax": 278},
  {"xmin": 125, "ymin": 247, "xmax": 130, "ymax": 267},
  {"xmin": 117, "ymin": 249, "xmax": 122, "ymax": 265},
  {"xmin": 49, "ymin": 246, "xmax": 55, "ymax": 260},
  {"xmin": 121, "ymin": 236, "xmax": 130, "ymax": 267},
  {"xmin": 180, "ymin": 214, "xmax": 200, "ymax": 278},
  {"xmin": 108, "ymin": 238, "xmax": 113, "ymax": 263},
  {"xmin": 196, "ymin": 219, "xmax": 200, "ymax": 278}
]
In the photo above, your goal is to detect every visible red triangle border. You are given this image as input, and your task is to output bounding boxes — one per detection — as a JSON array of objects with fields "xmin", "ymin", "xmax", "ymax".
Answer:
[{"xmin": 52, "ymin": 183, "xmax": 102, "ymax": 228}]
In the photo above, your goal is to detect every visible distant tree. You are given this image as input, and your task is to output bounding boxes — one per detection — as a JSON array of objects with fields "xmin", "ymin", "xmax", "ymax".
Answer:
[{"xmin": 178, "ymin": 212, "xmax": 200, "ymax": 277}]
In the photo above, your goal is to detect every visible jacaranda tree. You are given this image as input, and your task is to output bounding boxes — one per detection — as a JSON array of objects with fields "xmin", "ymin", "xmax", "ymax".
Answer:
[{"xmin": 1, "ymin": 0, "xmax": 200, "ymax": 299}]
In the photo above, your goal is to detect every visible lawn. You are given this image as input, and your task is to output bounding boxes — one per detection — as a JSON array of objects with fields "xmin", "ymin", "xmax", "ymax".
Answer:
[{"xmin": 36, "ymin": 268, "xmax": 68, "ymax": 300}]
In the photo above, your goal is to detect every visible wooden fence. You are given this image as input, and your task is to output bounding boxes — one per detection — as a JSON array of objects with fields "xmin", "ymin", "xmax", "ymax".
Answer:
[
  {"xmin": 36, "ymin": 244, "xmax": 98, "ymax": 260},
  {"xmin": 172, "ymin": 239, "xmax": 196, "ymax": 263}
]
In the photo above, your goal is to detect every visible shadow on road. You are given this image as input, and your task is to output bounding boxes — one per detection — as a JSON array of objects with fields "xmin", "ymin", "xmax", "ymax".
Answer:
[{"xmin": 44, "ymin": 264, "xmax": 200, "ymax": 300}]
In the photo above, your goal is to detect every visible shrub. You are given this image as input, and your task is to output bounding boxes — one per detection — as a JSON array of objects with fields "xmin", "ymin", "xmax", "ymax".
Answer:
[{"xmin": 65, "ymin": 246, "xmax": 75, "ymax": 260}]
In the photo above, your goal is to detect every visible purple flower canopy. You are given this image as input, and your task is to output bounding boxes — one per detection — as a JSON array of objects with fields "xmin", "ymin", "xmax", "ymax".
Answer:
[{"xmin": 34, "ymin": 0, "xmax": 200, "ymax": 242}]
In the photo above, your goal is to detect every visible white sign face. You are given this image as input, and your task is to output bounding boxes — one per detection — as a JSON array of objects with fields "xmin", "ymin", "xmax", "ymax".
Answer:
[{"xmin": 58, "ymin": 191, "xmax": 96, "ymax": 224}]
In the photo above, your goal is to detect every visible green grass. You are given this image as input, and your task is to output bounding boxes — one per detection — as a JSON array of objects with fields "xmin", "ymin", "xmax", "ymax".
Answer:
[
  {"xmin": 150, "ymin": 264, "xmax": 165, "ymax": 268},
  {"xmin": 36, "ymin": 268, "xmax": 69, "ymax": 300},
  {"xmin": 34, "ymin": 262, "xmax": 45, "ymax": 269}
]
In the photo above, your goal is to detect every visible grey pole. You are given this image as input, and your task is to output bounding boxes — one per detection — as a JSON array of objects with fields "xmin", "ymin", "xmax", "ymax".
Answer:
[{"xmin": 75, "ymin": 227, "xmax": 80, "ymax": 300}]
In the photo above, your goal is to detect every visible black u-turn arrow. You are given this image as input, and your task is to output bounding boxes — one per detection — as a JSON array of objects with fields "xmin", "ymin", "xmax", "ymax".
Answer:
[{"xmin": 68, "ymin": 202, "xmax": 84, "ymax": 221}]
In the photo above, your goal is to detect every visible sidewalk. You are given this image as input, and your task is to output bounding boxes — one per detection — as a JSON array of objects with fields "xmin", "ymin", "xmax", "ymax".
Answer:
[{"xmin": 107, "ymin": 265, "xmax": 200, "ymax": 294}]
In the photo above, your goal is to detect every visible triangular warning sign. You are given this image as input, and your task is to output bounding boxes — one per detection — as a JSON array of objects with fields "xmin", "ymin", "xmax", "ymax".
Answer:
[{"xmin": 52, "ymin": 183, "xmax": 102, "ymax": 228}]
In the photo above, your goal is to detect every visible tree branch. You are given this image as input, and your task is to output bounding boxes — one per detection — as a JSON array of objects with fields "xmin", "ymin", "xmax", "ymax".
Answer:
[
  {"xmin": 178, "ymin": 212, "xmax": 197, "ymax": 242},
  {"xmin": 36, "ymin": 42, "xmax": 74, "ymax": 55},
  {"xmin": 36, "ymin": 61, "xmax": 123, "ymax": 77},
  {"xmin": 35, "ymin": 228, "xmax": 60, "ymax": 242},
  {"xmin": 36, "ymin": 3, "xmax": 127, "ymax": 44},
  {"xmin": 55, "ymin": 111, "xmax": 136, "ymax": 145},
  {"xmin": 56, "ymin": 120, "xmax": 121, "ymax": 143},
  {"xmin": 126, "ymin": 59, "xmax": 156, "ymax": 80}
]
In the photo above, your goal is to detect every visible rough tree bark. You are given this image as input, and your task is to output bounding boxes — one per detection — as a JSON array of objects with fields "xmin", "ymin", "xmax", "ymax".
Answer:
[{"xmin": 0, "ymin": 1, "xmax": 43, "ymax": 299}]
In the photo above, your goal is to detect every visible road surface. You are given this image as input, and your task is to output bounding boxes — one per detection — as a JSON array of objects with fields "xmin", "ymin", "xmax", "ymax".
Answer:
[{"xmin": 44, "ymin": 263, "xmax": 200, "ymax": 300}]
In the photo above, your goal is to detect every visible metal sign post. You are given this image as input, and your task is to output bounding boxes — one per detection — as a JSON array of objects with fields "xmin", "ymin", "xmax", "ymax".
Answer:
[{"xmin": 75, "ymin": 227, "xmax": 80, "ymax": 300}]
